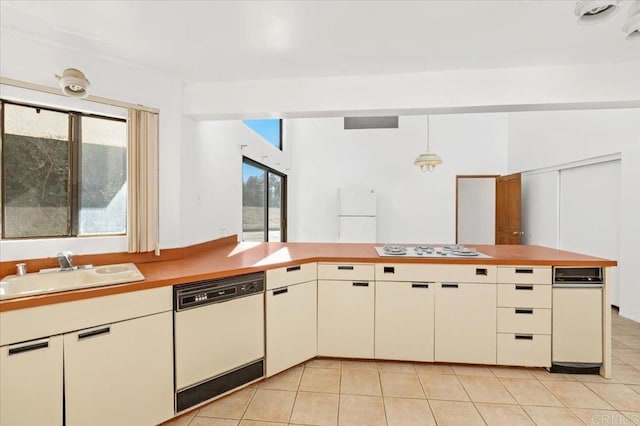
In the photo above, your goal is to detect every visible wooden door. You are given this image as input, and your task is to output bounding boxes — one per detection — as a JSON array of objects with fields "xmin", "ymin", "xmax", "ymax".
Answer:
[{"xmin": 496, "ymin": 173, "xmax": 522, "ymax": 244}]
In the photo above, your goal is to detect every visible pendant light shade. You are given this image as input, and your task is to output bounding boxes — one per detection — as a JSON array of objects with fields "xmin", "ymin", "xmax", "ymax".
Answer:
[{"xmin": 415, "ymin": 115, "xmax": 442, "ymax": 172}]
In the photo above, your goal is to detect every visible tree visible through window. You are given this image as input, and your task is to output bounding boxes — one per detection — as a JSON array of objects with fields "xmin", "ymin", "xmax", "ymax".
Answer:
[
  {"xmin": 1, "ymin": 100, "xmax": 127, "ymax": 239},
  {"xmin": 242, "ymin": 158, "xmax": 286, "ymax": 242}
]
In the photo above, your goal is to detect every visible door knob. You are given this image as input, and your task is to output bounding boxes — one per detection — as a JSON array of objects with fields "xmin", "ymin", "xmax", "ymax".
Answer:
[{"xmin": 512, "ymin": 231, "xmax": 524, "ymax": 235}]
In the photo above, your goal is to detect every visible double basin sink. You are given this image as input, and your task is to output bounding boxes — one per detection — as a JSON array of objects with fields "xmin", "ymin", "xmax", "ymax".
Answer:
[{"xmin": 0, "ymin": 263, "xmax": 145, "ymax": 300}]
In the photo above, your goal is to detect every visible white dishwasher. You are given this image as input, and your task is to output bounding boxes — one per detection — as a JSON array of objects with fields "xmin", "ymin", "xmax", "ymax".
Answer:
[
  {"xmin": 551, "ymin": 266, "xmax": 603, "ymax": 374},
  {"xmin": 174, "ymin": 272, "xmax": 265, "ymax": 412}
]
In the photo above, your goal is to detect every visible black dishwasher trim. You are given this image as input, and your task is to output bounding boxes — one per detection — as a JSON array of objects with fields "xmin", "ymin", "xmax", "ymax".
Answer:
[{"xmin": 176, "ymin": 359, "xmax": 264, "ymax": 412}]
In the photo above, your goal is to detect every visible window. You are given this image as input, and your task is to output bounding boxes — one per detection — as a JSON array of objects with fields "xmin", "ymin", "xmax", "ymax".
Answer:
[
  {"xmin": 242, "ymin": 119, "xmax": 282, "ymax": 150},
  {"xmin": 242, "ymin": 158, "xmax": 286, "ymax": 242},
  {"xmin": 1, "ymin": 100, "xmax": 127, "ymax": 239}
]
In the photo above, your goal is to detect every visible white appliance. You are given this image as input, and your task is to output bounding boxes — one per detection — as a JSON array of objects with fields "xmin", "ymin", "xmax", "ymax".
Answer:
[
  {"xmin": 174, "ymin": 273, "xmax": 265, "ymax": 412},
  {"xmin": 337, "ymin": 187, "xmax": 376, "ymax": 243},
  {"xmin": 550, "ymin": 266, "xmax": 603, "ymax": 374}
]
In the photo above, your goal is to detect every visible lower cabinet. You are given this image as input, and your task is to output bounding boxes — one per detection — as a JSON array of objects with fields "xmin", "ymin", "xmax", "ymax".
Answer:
[
  {"xmin": 435, "ymin": 282, "xmax": 497, "ymax": 365},
  {"xmin": 64, "ymin": 311, "xmax": 174, "ymax": 426},
  {"xmin": 318, "ymin": 279, "xmax": 374, "ymax": 358},
  {"xmin": 375, "ymin": 281, "xmax": 434, "ymax": 361},
  {"xmin": 0, "ymin": 335, "xmax": 64, "ymax": 426},
  {"xmin": 266, "ymin": 280, "xmax": 317, "ymax": 376}
]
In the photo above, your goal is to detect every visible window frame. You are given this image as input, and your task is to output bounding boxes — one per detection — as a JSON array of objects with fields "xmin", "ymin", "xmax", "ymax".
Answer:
[
  {"xmin": 242, "ymin": 156, "xmax": 287, "ymax": 242},
  {"xmin": 0, "ymin": 99, "xmax": 127, "ymax": 240}
]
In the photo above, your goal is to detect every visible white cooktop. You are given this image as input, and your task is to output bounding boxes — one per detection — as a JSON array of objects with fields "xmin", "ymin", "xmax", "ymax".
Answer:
[{"xmin": 374, "ymin": 246, "xmax": 492, "ymax": 259}]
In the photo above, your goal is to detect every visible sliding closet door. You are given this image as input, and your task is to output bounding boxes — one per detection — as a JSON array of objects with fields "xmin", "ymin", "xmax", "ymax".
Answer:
[{"xmin": 559, "ymin": 160, "xmax": 621, "ymax": 306}]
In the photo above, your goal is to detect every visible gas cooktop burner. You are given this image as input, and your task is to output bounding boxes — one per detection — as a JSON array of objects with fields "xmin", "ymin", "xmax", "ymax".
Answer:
[{"xmin": 383, "ymin": 244, "xmax": 407, "ymax": 255}]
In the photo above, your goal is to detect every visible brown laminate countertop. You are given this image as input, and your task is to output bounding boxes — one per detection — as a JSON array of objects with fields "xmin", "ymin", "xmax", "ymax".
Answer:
[{"xmin": 0, "ymin": 242, "xmax": 616, "ymax": 312}]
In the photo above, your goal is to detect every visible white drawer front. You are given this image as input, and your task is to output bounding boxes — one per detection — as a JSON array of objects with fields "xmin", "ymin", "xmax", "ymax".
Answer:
[
  {"xmin": 497, "ymin": 266, "xmax": 552, "ymax": 285},
  {"xmin": 0, "ymin": 287, "xmax": 172, "ymax": 346},
  {"xmin": 375, "ymin": 264, "xmax": 496, "ymax": 283},
  {"xmin": 497, "ymin": 307, "xmax": 551, "ymax": 334},
  {"xmin": 318, "ymin": 263, "xmax": 375, "ymax": 281},
  {"xmin": 497, "ymin": 333, "xmax": 551, "ymax": 367},
  {"xmin": 497, "ymin": 284, "xmax": 552, "ymax": 308},
  {"xmin": 266, "ymin": 263, "xmax": 317, "ymax": 290}
]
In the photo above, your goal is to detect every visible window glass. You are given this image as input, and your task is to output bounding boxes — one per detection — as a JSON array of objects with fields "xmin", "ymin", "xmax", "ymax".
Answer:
[
  {"xmin": 242, "ymin": 119, "xmax": 282, "ymax": 150},
  {"xmin": 242, "ymin": 158, "xmax": 286, "ymax": 242},
  {"xmin": 2, "ymin": 104, "xmax": 70, "ymax": 238},
  {"xmin": 268, "ymin": 173, "xmax": 282, "ymax": 242},
  {"xmin": 79, "ymin": 116, "xmax": 127, "ymax": 234},
  {"xmin": 1, "ymin": 101, "xmax": 127, "ymax": 239},
  {"xmin": 242, "ymin": 161, "xmax": 266, "ymax": 242}
]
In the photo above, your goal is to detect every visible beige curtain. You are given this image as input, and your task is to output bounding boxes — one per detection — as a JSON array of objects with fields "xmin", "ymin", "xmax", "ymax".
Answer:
[{"xmin": 127, "ymin": 109, "xmax": 160, "ymax": 254}]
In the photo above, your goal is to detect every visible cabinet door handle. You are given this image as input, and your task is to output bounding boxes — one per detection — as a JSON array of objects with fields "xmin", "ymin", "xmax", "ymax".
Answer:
[
  {"xmin": 515, "ymin": 308, "xmax": 534, "ymax": 314},
  {"xmin": 286, "ymin": 266, "xmax": 301, "ymax": 272},
  {"xmin": 273, "ymin": 288, "xmax": 288, "ymax": 296},
  {"xmin": 78, "ymin": 326, "xmax": 111, "ymax": 340},
  {"xmin": 383, "ymin": 266, "xmax": 395, "ymax": 274},
  {"xmin": 352, "ymin": 282, "xmax": 369, "ymax": 287},
  {"xmin": 476, "ymin": 268, "xmax": 488, "ymax": 276},
  {"xmin": 515, "ymin": 268, "xmax": 534, "ymax": 274},
  {"xmin": 441, "ymin": 283, "xmax": 459, "ymax": 289},
  {"xmin": 338, "ymin": 265, "xmax": 354, "ymax": 270},
  {"xmin": 515, "ymin": 334, "xmax": 534, "ymax": 340},
  {"xmin": 412, "ymin": 283, "xmax": 431, "ymax": 288},
  {"xmin": 515, "ymin": 285, "xmax": 534, "ymax": 291},
  {"xmin": 8, "ymin": 340, "xmax": 49, "ymax": 355}
]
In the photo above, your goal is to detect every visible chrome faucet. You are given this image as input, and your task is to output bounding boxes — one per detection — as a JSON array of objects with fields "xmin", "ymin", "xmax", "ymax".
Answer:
[{"xmin": 57, "ymin": 252, "xmax": 75, "ymax": 271}]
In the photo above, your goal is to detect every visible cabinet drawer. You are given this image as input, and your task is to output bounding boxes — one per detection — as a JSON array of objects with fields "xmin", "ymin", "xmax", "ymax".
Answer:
[
  {"xmin": 497, "ymin": 266, "xmax": 551, "ymax": 285},
  {"xmin": 266, "ymin": 263, "xmax": 317, "ymax": 290},
  {"xmin": 375, "ymin": 264, "xmax": 496, "ymax": 284},
  {"xmin": 318, "ymin": 263, "xmax": 374, "ymax": 281},
  {"xmin": 497, "ymin": 307, "xmax": 551, "ymax": 334},
  {"xmin": 0, "ymin": 287, "xmax": 172, "ymax": 346},
  {"xmin": 497, "ymin": 333, "xmax": 551, "ymax": 367},
  {"xmin": 497, "ymin": 284, "xmax": 551, "ymax": 308}
]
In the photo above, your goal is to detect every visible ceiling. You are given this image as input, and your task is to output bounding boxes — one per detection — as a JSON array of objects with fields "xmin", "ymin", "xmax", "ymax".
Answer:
[{"xmin": 1, "ymin": 0, "xmax": 638, "ymax": 83}]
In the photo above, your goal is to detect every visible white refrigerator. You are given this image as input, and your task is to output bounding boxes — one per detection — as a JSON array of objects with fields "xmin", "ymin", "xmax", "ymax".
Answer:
[{"xmin": 337, "ymin": 187, "xmax": 377, "ymax": 243}]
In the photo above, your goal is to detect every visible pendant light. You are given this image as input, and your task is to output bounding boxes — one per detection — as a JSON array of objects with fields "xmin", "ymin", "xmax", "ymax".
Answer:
[{"xmin": 414, "ymin": 115, "xmax": 442, "ymax": 172}]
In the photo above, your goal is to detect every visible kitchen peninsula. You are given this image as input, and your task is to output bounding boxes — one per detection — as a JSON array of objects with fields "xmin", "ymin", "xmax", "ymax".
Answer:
[{"xmin": 0, "ymin": 237, "xmax": 617, "ymax": 425}]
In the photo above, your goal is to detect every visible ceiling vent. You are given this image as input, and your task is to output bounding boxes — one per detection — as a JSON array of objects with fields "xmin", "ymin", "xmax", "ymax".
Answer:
[{"xmin": 344, "ymin": 116, "xmax": 399, "ymax": 130}]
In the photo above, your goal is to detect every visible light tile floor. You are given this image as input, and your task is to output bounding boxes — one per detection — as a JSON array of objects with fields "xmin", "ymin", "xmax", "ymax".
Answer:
[{"xmin": 165, "ymin": 309, "xmax": 640, "ymax": 425}]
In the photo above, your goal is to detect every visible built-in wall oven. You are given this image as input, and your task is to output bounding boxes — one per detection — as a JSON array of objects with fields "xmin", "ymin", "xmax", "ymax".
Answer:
[
  {"xmin": 551, "ymin": 266, "xmax": 604, "ymax": 374},
  {"xmin": 174, "ymin": 272, "xmax": 265, "ymax": 412}
]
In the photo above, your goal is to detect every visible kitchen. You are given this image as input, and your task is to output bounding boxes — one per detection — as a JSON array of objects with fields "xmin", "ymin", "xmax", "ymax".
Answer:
[{"xmin": 1, "ymin": 1, "xmax": 640, "ymax": 425}]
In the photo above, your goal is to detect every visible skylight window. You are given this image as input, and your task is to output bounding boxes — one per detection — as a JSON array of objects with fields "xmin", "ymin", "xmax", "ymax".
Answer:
[{"xmin": 242, "ymin": 119, "xmax": 282, "ymax": 150}]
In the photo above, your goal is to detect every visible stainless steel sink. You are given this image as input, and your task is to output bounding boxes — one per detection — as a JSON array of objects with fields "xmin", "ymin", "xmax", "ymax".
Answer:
[{"xmin": 0, "ymin": 263, "xmax": 145, "ymax": 300}]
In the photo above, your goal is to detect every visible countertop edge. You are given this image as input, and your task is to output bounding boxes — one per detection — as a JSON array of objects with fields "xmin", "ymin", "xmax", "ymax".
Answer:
[{"xmin": 0, "ymin": 245, "xmax": 617, "ymax": 313}]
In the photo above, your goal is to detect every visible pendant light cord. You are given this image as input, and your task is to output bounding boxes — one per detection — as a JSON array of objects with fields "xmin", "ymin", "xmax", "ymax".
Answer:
[{"xmin": 426, "ymin": 115, "xmax": 430, "ymax": 151}]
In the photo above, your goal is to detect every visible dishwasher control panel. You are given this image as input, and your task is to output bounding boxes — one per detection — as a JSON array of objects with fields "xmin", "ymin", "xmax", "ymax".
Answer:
[{"xmin": 174, "ymin": 272, "xmax": 264, "ymax": 311}]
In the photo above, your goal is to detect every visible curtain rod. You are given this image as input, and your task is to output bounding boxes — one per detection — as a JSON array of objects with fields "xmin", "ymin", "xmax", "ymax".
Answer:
[{"xmin": 0, "ymin": 76, "xmax": 159, "ymax": 114}]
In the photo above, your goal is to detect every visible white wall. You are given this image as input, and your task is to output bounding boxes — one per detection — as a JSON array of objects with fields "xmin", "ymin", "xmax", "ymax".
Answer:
[
  {"xmin": 0, "ymin": 30, "xmax": 184, "ymax": 260},
  {"xmin": 287, "ymin": 114, "xmax": 508, "ymax": 243},
  {"xmin": 180, "ymin": 120, "xmax": 291, "ymax": 247},
  {"xmin": 508, "ymin": 108, "xmax": 640, "ymax": 322},
  {"xmin": 522, "ymin": 171, "xmax": 559, "ymax": 248}
]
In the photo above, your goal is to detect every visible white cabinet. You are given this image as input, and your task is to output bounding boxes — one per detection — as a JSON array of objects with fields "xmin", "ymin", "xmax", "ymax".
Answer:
[
  {"xmin": 0, "ymin": 336, "xmax": 63, "ymax": 426},
  {"xmin": 266, "ymin": 280, "xmax": 317, "ymax": 376},
  {"xmin": 64, "ymin": 311, "xmax": 174, "ymax": 426},
  {"xmin": 318, "ymin": 279, "xmax": 374, "ymax": 358},
  {"xmin": 434, "ymin": 282, "xmax": 497, "ymax": 365},
  {"xmin": 375, "ymin": 281, "xmax": 434, "ymax": 362},
  {"xmin": 497, "ymin": 266, "xmax": 552, "ymax": 367}
]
